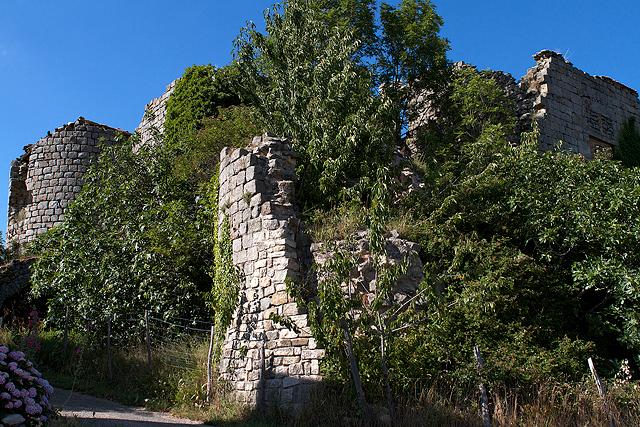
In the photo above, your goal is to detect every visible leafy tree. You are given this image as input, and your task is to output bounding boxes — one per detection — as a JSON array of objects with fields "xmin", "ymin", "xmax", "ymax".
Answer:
[
  {"xmin": 234, "ymin": 0, "xmax": 394, "ymax": 208},
  {"xmin": 317, "ymin": 0, "xmax": 377, "ymax": 58},
  {"xmin": 30, "ymin": 137, "xmax": 214, "ymax": 342},
  {"xmin": 389, "ymin": 124, "xmax": 640, "ymax": 387},
  {"xmin": 614, "ymin": 117, "xmax": 640, "ymax": 167},
  {"xmin": 378, "ymin": 0, "xmax": 449, "ymax": 143}
]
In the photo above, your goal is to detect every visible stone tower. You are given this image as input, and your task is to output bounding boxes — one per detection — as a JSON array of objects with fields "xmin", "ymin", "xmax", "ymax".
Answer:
[{"xmin": 6, "ymin": 117, "xmax": 126, "ymax": 246}]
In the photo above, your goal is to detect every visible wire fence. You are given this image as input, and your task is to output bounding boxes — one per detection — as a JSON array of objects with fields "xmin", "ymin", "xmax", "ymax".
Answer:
[{"xmin": 72, "ymin": 310, "xmax": 218, "ymax": 401}]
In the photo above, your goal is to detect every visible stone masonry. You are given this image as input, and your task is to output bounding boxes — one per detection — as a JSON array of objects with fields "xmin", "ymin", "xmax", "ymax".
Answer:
[
  {"xmin": 136, "ymin": 80, "xmax": 176, "ymax": 146},
  {"xmin": 409, "ymin": 51, "xmax": 640, "ymax": 158},
  {"xmin": 6, "ymin": 117, "xmax": 126, "ymax": 246},
  {"xmin": 217, "ymin": 136, "xmax": 323, "ymax": 411},
  {"xmin": 521, "ymin": 50, "xmax": 640, "ymax": 157}
]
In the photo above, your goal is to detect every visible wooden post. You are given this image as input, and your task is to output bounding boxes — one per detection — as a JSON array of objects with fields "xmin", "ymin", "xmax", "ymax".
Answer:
[
  {"xmin": 588, "ymin": 357, "xmax": 606, "ymax": 397},
  {"xmin": 588, "ymin": 357, "xmax": 615, "ymax": 427},
  {"xmin": 341, "ymin": 320, "xmax": 373, "ymax": 422},
  {"xmin": 145, "ymin": 310, "xmax": 152, "ymax": 370},
  {"xmin": 106, "ymin": 316, "xmax": 113, "ymax": 381},
  {"xmin": 474, "ymin": 345, "xmax": 491, "ymax": 427},
  {"xmin": 206, "ymin": 325, "xmax": 215, "ymax": 402}
]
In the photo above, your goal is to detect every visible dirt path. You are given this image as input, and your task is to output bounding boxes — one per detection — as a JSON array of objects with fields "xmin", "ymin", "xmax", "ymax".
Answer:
[{"xmin": 52, "ymin": 389, "xmax": 205, "ymax": 426}]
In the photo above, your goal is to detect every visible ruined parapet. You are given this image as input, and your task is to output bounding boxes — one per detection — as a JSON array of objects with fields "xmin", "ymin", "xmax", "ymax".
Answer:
[
  {"xmin": 218, "ymin": 136, "xmax": 322, "ymax": 411},
  {"xmin": 6, "ymin": 117, "xmax": 126, "ymax": 247},
  {"xmin": 136, "ymin": 80, "xmax": 176, "ymax": 146},
  {"xmin": 521, "ymin": 50, "xmax": 640, "ymax": 157},
  {"xmin": 311, "ymin": 230, "xmax": 424, "ymax": 305}
]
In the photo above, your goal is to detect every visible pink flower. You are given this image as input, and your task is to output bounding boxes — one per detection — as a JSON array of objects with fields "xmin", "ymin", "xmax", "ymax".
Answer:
[{"xmin": 0, "ymin": 346, "xmax": 8, "ymax": 354}]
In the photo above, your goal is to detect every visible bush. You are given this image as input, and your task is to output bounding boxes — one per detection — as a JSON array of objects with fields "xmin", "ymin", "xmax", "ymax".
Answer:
[
  {"xmin": 30, "ymin": 137, "xmax": 214, "ymax": 342},
  {"xmin": 0, "ymin": 346, "xmax": 54, "ymax": 425}
]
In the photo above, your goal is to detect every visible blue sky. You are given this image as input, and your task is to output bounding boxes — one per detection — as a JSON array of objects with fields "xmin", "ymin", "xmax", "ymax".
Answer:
[{"xmin": 1, "ymin": 0, "xmax": 638, "ymax": 236}]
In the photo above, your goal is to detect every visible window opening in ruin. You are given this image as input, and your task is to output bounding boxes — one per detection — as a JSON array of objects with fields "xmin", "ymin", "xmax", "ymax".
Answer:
[{"xmin": 589, "ymin": 135, "xmax": 614, "ymax": 158}]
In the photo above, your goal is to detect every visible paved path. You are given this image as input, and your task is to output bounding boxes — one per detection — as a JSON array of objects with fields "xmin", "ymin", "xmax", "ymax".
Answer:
[{"xmin": 52, "ymin": 389, "xmax": 204, "ymax": 426}]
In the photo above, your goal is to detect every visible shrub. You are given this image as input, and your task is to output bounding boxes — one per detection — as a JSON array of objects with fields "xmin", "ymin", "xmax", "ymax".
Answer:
[
  {"xmin": 0, "ymin": 346, "xmax": 54, "ymax": 425},
  {"xmin": 614, "ymin": 117, "xmax": 640, "ymax": 167}
]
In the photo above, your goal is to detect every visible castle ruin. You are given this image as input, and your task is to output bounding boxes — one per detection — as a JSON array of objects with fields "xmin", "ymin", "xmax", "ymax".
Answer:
[
  {"xmin": 6, "ymin": 118, "xmax": 126, "ymax": 247},
  {"xmin": 4, "ymin": 50, "xmax": 640, "ymax": 409}
]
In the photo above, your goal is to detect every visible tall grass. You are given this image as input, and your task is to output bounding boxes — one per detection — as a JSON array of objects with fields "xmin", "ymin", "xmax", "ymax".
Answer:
[{"xmin": 2, "ymin": 325, "xmax": 639, "ymax": 426}]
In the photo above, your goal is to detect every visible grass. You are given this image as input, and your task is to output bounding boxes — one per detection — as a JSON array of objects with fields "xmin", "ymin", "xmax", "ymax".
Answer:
[
  {"xmin": 3, "ymin": 326, "xmax": 640, "ymax": 426},
  {"xmin": 305, "ymin": 203, "xmax": 367, "ymax": 243}
]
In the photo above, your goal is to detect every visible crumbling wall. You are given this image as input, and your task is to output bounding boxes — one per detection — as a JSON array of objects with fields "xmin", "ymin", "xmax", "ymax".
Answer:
[
  {"xmin": 6, "ymin": 117, "xmax": 124, "ymax": 246},
  {"xmin": 409, "ymin": 52, "xmax": 640, "ymax": 158},
  {"xmin": 136, "ymin": 80, "xmax": 176, "ymax": 146},
  {"xmin": 217, "ymin": 137, "xmax": 425, "ymax": 411},
  {"xmin": 218, "ymin": 136, "xmax": 322, "ymax": 411},
  {"xmin": 521, "ymin": 50, "xmax": 640, "ymax": 157}
]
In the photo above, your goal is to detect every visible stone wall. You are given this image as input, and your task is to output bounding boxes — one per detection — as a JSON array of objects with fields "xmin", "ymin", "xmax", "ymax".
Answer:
[
  {"xmin": 136, "ymin": 80, "xmax": 176, "ymax": 146},
  {"xmin": 217, "ymin": 136, "xmax": 425, "ymax": 411},
  {"xmin": 409, "ymin": 51, "xmax": 640, "ymax": 158},
  {"xmin": 521, "ymin": 50, "xmax": 640, "ymax": 157},
  {"xmin": 6, "ymin": 117, "xmax": 125, "ymax": 246},
  {"xmin": 217, "ymin": 136, "xmax": 322, "ymax": 411}
]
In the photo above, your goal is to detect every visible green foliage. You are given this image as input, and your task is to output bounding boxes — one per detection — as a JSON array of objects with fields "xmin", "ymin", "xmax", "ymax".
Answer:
[
  {"xmin": 29, "ymin": 137, "xmax": 214, "ymax": 342},
  {"xmin": 164, "ymin": 64, "xmax": 242, "ymax": 151},
  {"xmin": 211, "ymin": 213, "xmax": 240, "ymax": 360},
  {"xmin": 172, "ymin": 105, "xmax": 261, "ymax": 184},
  {"xmin": 378, "ymin": 0, "xmax": 449, "ymax": 141},
  {"xmin": 614, "ymin": 117, "xmax": 640, "ymax": 167},
  {"xmin": 391, "ymin": 127, "xmax": 640, "ymax": 388},
  {"xmin": 234, "ymin": 0, "xmax": 395, "ymax": 207},
  {"xmin": 317, "ymin": 0, "xmax": 377, "ymax": 58}
]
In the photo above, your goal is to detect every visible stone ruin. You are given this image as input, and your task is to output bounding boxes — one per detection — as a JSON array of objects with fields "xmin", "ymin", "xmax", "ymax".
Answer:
[
  {"xmin": 136, "ymin": 80, "xmax": 176, "ymax": 146},
  {"xmin": 410, "ymin": 50, "xmax": 640, "ymax": 159},
  {"xmin": 4, "ymin": 50, "xmax": 640, "ymax": 410},
  {"xmin": 522, "ymin": 50, "xmax": 640, "ymax": 156},
  {"xmin": 216, "ymin": 136, "xmax": 424, "ymax": 410},
  {"xmin": 6, "ymin": 117, "xmax": 126, "ymax": 247}
]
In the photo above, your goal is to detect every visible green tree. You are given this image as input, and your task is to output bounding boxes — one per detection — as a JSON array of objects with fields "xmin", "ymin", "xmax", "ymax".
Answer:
[
  {"xmin": 234, "ymin": 0, "xmax": 394, "ymax": 208},
  {"xmin": 30, "ymin": 137, "xmax": 214, "ymax": 341},
  {"xmin": 614, "ymin": 117, "xmax": 640, "ymax": 167},
  {"xmin": 378, "ymin": 0, "xmax": 450, "ymax": 143}
]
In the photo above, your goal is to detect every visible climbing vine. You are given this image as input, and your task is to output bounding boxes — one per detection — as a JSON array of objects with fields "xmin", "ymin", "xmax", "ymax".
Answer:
[{"xmin": 208, "ymin": 167, "xmax": 240, "ymax": 360}]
